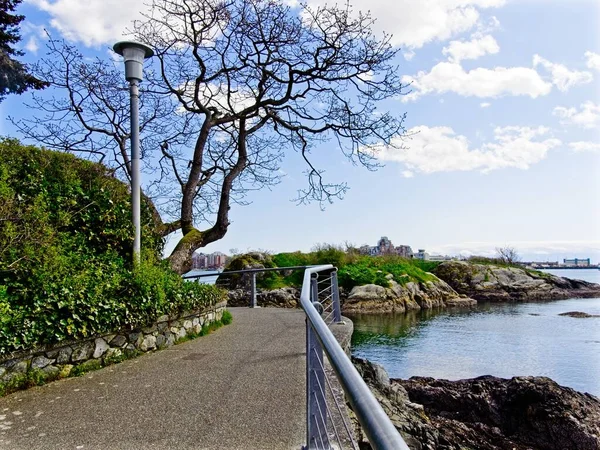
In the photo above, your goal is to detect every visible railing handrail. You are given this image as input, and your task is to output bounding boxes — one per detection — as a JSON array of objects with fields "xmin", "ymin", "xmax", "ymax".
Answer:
[
  {"xmin": 183, "ymin": 265, "xmax": 321, "ymax": 279},
  {"xmin": 300, "ymin": 265, "xmax": 409, "ymax": 450}
]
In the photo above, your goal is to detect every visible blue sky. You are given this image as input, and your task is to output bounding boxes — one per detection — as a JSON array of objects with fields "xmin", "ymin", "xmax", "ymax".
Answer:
[{"xmin": 2, "ymin": 0, "xmax": 600, "ymax": 262}]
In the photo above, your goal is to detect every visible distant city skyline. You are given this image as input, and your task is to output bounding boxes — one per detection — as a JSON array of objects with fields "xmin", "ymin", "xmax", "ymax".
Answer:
[{"xmin": 179, "ymin": 236, "xmax": 600, "ymax": 265}]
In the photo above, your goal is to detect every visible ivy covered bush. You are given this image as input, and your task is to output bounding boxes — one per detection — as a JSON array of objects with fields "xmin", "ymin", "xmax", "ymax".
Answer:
[{"xmin": 0, "ymin": 139, "xmax": 225, "ymax": 355}]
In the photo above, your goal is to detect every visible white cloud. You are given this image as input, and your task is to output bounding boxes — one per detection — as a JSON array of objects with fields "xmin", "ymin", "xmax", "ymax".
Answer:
[
  {"xmin": 30, "ymin": 0, "xmax": 145, "ymax": 46},
  {"xmin": 442, "ymin": 34, "xmax": 499, "ymax": 62},
  {"xmin": 373, "ymin": 125, "xmax": 560, "ymax": 174},
  {"xmin": 553, "ymin": 102, "xmax": 600, "ymax": 129},
  {"xmin": 533, "ymin": 54, "xmax": 593, "ymax": 92},
  {"xmin": 402, "ymin": 61, "xmax": 551, "ymax": 101},
  {"xmin": 569, "ymin": 141, "xmax": 600, "ymax": 153},
  {"xmin": 403, "ymin": 50, "xmax": 416, "ymax": 61},
  {"xmin": 303, "ymin": 0, "xmax": 506, "ymax": 49},
  {"xmin": 30, "ymin": 0, "xmax": 508, "ymax": 48},
  {"xmin": 480, "ymin": 102, "xmax": 491, "ymax": 108},
  {"xmin": 25, "ymin": 36, "xmax": 39, "ymax": 53},
  {"xmin": 401, "ymin": 170, "xmax": 414, "ymax": 178},
  {"xmin": 585, "ymin": 51, "xmax": 600, "ymax": 72}
]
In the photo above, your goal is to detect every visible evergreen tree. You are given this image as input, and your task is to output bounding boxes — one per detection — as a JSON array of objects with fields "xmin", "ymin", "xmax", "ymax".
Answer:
[{"xmin": 0, "ymin": 0, "xmax": 47, "ymax": 102}]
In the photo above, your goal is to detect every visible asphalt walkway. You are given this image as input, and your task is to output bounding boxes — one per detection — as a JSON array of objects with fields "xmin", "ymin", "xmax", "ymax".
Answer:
[{"xmin": 0, "ymin": 308, "xmax": 307, "ymax": 450}]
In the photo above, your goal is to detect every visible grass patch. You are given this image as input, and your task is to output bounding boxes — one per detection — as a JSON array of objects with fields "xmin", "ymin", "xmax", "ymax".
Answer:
[
  {"xmin": 174, "ymin": 313, "xmax": 232, "ymax": 344},
  {"xmin": 222, "ymin": 310, "xmax": 233, "ymax": 325},
  {"xmin": 70, "ymin": 359, "xmax": 102, "ymax": 377},
  {"xmin": 0, "ymin": 367, "xmax": 61, "ymax": 397},
  {"xmin": 225, "ymin": 249, "xmax": 445, "ymax": 291},
  {"xmin": 525, "ymin": 268, "xmax": 554, "ymax": 279}
]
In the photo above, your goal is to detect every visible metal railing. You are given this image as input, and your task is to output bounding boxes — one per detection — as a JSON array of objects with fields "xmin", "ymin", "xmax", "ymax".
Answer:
[
  {"xmin": 183, "ymin": 266, "xmax": 310, "ymax": 307},
  {"xmin": 185, "ymin": 264, "xmax": 408, "ymax": 449},
  {"xmin": 301, "ymin": 265, "xmax": 409, "ymax": 450}
]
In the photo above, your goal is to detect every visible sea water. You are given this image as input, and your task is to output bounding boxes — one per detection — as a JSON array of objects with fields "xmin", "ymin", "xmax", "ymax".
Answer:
[{"xmin": 349, "ymin": 269, "xmax": 600, "ymax": 396}]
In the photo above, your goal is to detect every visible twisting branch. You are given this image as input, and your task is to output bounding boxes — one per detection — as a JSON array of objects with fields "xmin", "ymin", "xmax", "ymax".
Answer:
[{"xmin": 15, "ymin": 0, "xmax": 409, "ymax": 273}]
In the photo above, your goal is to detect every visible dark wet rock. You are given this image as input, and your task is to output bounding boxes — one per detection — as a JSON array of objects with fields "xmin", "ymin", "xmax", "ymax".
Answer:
[
  {"xmin": 351, "ymin": 357, "xmax": 440, "ymax": 449},
  {"xmin": 354, "ymin": 357, "xmax": 600, "ymax": 450},
  {"xmin": 559, "ymin": 311, "xmax": 600, "ymax": 318},
  {"xmin": 398, "ymin": 375, "xmax": 600, "ymax": 450}
]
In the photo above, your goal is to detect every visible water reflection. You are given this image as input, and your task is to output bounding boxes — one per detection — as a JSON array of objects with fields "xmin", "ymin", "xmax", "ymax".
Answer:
[{"xmin": 348, "ymin": 297, "xmax": 600, "ymax": 396}]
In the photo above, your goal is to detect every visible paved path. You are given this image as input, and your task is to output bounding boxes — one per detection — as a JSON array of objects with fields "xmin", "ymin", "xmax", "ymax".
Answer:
[{"xmin": 0, "ymin": 308, "xmax": 307, "ymax": 450}]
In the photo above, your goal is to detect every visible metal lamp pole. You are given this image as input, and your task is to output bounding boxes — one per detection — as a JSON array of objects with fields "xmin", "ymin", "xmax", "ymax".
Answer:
[{"xmin": 113, "ymin": 41, "xmax": 154, "ymax": 266}]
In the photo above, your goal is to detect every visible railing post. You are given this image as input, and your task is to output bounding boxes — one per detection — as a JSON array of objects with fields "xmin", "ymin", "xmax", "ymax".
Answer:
[
  {"xmin": 306, "ymin": 275, "xmax": 329, "ymax": 450},
  {"xmin": 330, "ymin": 271, "xmax": 342, "ymax": 323},
  {"xmin": 250, "ymin": 272, "xmax": 258, "ymax": 308}
]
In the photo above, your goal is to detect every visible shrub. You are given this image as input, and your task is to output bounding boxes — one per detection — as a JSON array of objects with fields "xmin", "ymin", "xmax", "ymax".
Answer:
[{"xmin": 0, "ymin": 139, "xmax": 225, "ymax": 355}]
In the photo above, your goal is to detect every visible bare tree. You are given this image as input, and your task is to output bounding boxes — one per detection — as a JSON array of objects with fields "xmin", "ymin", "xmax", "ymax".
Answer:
[
  {"xmin": 496, "ymin": 246, "xmax": 521, "ymax": 265},
  {"xmin": 14, "ymin": 0, "xmax": 408, "ymax": 273}
]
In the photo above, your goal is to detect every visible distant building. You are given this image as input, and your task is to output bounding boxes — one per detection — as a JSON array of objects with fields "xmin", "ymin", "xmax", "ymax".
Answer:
[
  {"xmin": 563, "ymin": 258, "xmax": 590, "ymax": 267},
  {"xmin": 359, "ymin": 237, "xmax": 414, "ymax": 258},
  {"xmin": 414, "ymin": 249, "xmax": 429, "ymax": 260},
  {"xmin": 377, "ymin": 236, "xmax": 394, "ymax": 254},
  {"xmin": 414, "ymin": 249, "xmax": 454, "ymax": 261},
  {"xmin": 395, "ymin": 245, "xmax": 414, "ymax": 259},
  {"xmin": 192, "ymin": 251, "xmax": 228, "ymax": 269}
]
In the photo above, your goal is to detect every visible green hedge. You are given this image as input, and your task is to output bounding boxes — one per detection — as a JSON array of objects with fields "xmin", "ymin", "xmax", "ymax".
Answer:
[{"xmin": 0, "ymin": 139, "xmax": 225, "ymax": 355}]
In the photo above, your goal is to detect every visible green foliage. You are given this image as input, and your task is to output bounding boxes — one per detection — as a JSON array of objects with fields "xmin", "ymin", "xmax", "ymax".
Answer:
[
  {"xmin": 70, "ymin": 359, "xmax": 102, "ymax": 377},
  {"xmin": 221, "ymin": 309, "xmax": 233, "ymax": 325},
  {"xmin": 175, "ymin": 314, "xmax": 229, "ymax": 343},
  {"xmin": 0, "ymin": 366, "xmax": 63, "ymax": 397},
  {"xmin": 337, "ymin": 256, "xmax": 438, "ymax": 290},
  {"xmin": 226, "ymin": 247, "xmax": 441, "ymax": 291},
  {"xmin": 411, "ymin": 260, "xmax": 443, "ymax": 273},
  {"xmin": 0, "ymin": 139, "xmax": 225, "ymax": 355}
]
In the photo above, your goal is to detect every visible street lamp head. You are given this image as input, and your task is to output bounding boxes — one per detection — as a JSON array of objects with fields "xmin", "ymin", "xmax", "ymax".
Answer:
[{"xmin": 113, "ymin": 41, "xmax": 154, "ymax": 82}]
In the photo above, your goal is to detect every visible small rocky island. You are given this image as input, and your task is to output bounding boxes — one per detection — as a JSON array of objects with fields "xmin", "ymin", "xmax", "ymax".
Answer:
[{"xmin": 222, "ymin": 253, "xmax": 600, "ymax": 312}]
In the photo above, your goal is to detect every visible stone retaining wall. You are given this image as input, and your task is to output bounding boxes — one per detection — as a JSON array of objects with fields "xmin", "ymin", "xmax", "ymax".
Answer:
[{"xmin": 0, "ymin": 301, "xmax": 228, "ymax": 385}]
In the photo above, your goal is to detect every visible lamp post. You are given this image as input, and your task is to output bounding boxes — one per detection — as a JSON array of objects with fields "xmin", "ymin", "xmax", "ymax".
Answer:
[{"xmin": 113, "ymin": 41, "xmax": 154, "ymax": 266}]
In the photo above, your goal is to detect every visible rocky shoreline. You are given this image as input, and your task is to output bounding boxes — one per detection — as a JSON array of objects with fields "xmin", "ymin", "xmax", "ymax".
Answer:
[
  {"xmin": 343, "ymin": 274, "xmax": 476, "ymax": 314},
  {"xmin": 352, "ymin": 357, "xmax": 600, "ymax": 450}
]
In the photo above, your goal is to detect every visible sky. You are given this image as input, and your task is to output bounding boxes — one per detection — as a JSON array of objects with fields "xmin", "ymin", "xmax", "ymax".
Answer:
[{"xmin": 2, "ymin": 0, "xmax": 600, "ymax": 262}]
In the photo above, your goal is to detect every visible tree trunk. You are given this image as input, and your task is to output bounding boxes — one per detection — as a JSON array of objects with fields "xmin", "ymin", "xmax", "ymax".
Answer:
[{"xmin": 168, "ymin": 228, "xmax": 205, "ymax": 274}]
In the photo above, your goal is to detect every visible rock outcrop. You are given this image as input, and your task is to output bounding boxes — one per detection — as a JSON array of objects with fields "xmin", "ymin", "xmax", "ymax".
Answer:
[
  {"xmin": 433, "ymin": 261, "xmax": 600, "ymax": 302},
  {"xmin": 227, "ymin": 287, "xmax": 300, "ymax": 308},
  {"xmin": 342, "ymin": 275, "xmax": 476, "ymax": 314},
  {"xmin": 353, "ymin": 357, "xmax": 600, "ymax": 450},
  {"xmin": 559, "ymin": 311, "xmax": 600, "ymax": 318},
  {"xmin": 216, "ymin": 252, "xmax": 277, "ymax": 289}
]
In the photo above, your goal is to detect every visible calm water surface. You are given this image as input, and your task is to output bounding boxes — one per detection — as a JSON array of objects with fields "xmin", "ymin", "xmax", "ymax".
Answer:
[{"xmin": 349, "ymin": 268, "xmax": 600, "ymax": 396}]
